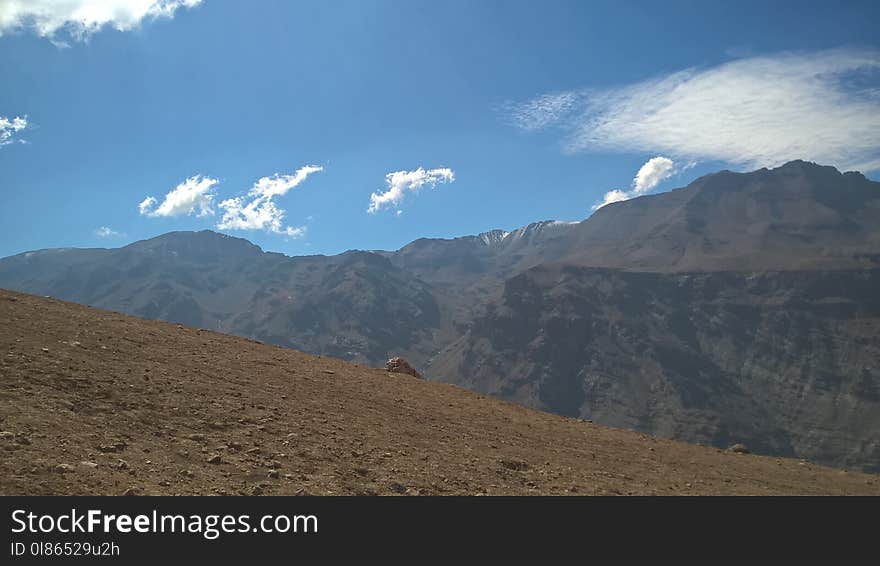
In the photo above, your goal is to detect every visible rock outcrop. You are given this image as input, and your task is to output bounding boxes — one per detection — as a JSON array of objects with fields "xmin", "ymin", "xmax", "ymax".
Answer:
[{"xmin": 385, "ymin": 357, "xmax": 422, "ymax": 379}]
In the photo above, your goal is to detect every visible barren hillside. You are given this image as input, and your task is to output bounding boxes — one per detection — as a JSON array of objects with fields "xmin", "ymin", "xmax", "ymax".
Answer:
[{"xmin": 0, "ymin": 290, "xmax": 876, "ymax": 495}]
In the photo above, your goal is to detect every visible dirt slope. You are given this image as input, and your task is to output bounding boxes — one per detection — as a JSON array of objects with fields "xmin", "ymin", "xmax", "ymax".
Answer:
[{"xmin": 0, "ymin": 289, "xmax": 876, "ymax": 495}]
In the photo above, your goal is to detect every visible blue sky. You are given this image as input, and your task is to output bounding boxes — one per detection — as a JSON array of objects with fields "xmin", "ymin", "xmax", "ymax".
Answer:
[{"xmin": 1, "ymin": 0, "xmax": 879, "ymax": 258}]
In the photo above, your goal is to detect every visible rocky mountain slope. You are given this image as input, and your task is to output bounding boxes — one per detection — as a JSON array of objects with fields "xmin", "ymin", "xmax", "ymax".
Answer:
[
  {"xmin": 565, "ymin": 160, "xmax": 880, "ymax": 272},
  {"xmin": 2, "ymin": 290, "xmax": 877, "ymax": 495},
  {"xmin": 1, "ymin": 160, "xmax": 878, "ymax": 471},
  {"xmin": 430, "ymin": 266, "xmax": 880, "ymax": 470},
  {"xmin": 0, "ymin": 232, "xmax": 441, "ymax": 365}
]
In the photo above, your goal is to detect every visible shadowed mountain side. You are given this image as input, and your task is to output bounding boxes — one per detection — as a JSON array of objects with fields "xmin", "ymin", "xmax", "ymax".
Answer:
[
  {"xmin": 0, "ymin": 233, "xmax": 443, "ymax": 366},
  {"xmin": 428, "ymin": 265, "xmax": 880, "ymax": 471}
]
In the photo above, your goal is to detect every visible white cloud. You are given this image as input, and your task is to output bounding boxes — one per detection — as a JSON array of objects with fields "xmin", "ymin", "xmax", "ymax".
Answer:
[
  {"xmin": 138, "ymin": 196, "xmax": 157, "ymax": 215},
  {"xmin": 247, "ymin": 166, "xmax": 323, "ymax": 200},
  {"xmin": 95, "ymin": 226, "xmax": 121, "ymax": 237},
  {"xmin": 0, "ymin": 0, "xmax": 202, "ymax": 41},
  {"xmin": 508, "ymin": 49, "xmax": 880, "ymax": 172},
  {"xmin": 593, "ymin": 156, "xmax": 678, "ymax": 210},
  {"xmin": 216, "ymin": 165, "xmax": 322, "ymax": 237},
  {"xmin": 0, "ymin": 115, "xmax": 27, "ymax": 146},
  {"xmin": 139, "ymin": 175, "xmax": 218, "ymax": 218},
  {"xmin": 368, "ymin": 167, "xmax": 455, "ymax": 214},
  {"xmin": 633, "ymin": 156, "xmax": 675, "ymax": 193},
  {"xmin": 593, "ymin": 189, "xmax": 630, "ymax": 210}
]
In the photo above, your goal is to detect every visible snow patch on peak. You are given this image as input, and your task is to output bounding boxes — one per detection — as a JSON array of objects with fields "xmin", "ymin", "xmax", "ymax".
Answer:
[
  {"xmin": 505, "ymin": 220, "xmax": 577, "ymax": 241},
  {"xmin": 478, "ymin": 229, "xmax": 511, "ymax": 246}
]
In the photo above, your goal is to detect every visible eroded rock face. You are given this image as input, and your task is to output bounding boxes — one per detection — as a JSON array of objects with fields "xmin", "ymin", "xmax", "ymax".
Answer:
[
  {"xmin": 429, "ymin": 266, "xmax": 880, "ymax": 472},
  {"xmin": 385, "ymin": 357, "xmax": 422, "ymax": 379}
]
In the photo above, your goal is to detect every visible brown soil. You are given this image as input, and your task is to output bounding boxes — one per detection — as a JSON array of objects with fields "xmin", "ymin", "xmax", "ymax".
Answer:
[{"xmin": 0, "ymin": 289, "xmax": 876, "ymax": 495}]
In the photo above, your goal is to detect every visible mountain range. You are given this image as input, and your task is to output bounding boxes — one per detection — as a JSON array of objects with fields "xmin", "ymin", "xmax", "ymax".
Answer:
[{"xmin": 1, "ymin": 160, "xmax": 878, "ymax": 471}]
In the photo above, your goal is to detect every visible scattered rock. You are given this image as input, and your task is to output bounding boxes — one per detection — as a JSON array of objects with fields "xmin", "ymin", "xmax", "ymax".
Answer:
[
  {"xmin": 98, "ymin": 442, "xmax": 126, "ymax": 453},
  {"xmin": 384, "ymin": 357, "xmax": 422, "ymax": 378},
  {"xmin": 207, "ymin": 454, "xmax": 222, "ymax": 464},
  {"xmin": 267, "ymin": 470, "xmax": 280, "ymax": 479},
  {"xmin": 187, "ymin": 434, "xmax": 206, "ymax": 442},
  {"xmin": 80, "ymin": 461, "xmax": 98, "ymax": 469},
  {"xmin": 321, "ymin": 370, "xmax": 335, "ymax": 375},
  {"xmin": 122, "ymin": 487, "xmax": 139, "ymax": 496},
  {"xmin": 55, "ymin": 464, "xmax": 73, "ymax": 473},
  {"xmin": 41, "ymin": 348, "xmax": 49, "ymax": 353},
  {"xmin": 728, "ymin": 443, "xmax": 750, "ymax": 454},
  {"xmin": 499, "ymin": 459, "xmax": 529, "ymax": 472},
  {"xmin": 388, "ymin": 482, "xmax": 407, "ymax": 494}
]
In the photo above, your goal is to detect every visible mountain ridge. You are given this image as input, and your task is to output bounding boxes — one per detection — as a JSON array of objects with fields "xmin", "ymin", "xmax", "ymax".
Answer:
[{"xmin": 1, "ymin": 160, "xmax": 878, "ymax": 470}]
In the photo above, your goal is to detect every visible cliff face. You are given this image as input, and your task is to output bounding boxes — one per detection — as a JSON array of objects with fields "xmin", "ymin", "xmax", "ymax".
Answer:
[{"xmin": 429, "ymin": 266, "xmax": 880, "ymax": 471}]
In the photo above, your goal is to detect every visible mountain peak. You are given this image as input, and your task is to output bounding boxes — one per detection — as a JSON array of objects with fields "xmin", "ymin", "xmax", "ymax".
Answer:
[
  {"xmin": 477, "ymin": 229, "xmax": 510, "ymax": 246},
  {"xmin": 505, "ymin": 220, "xmax": 578, "ymax": 241},
  {"xmin": 773, "ymin": 159, "xmax": 834, "ymax": 171},
  {"xmin": 123, "ymin": 230, "xmax": 264, "ymax": 260}
]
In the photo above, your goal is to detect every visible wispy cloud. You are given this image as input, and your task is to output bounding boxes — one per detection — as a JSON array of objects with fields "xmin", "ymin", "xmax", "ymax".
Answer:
[
  {"xmin": 95, "ymin": 226, "xmax": 122, "ymax": 238},
  {"xmin": 368, "ymin": 167, "xmax": 455, "ymax": 214},
  {"xmin": 216, "ymin": 165, "xmax": 322, "ymax": 237},
  {"xmin": 0, "ymin": 115, "xmax": 27, "ymax": 146},
  {"xmin": 507, "ymin": 48, "xmax": 880, "ymax": 172},
  {"xmin": 138, "ymin": 175, "xmax": 218, "ymax": 218},
  {"xmin": 0, "ymin": 0, "xmax": 202, "ymax": 41},
  {"xmin": 503, "ymin": 92, "xmax": 579, "ymax": 132},
  {"xmin": 593, "ymin": 156, "xmax": 679, "ymax": 210}
]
